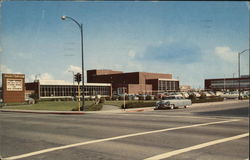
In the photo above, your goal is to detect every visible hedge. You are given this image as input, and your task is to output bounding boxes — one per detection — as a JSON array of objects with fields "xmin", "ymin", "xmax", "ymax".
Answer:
[
  {"xmin": 72, "ymin": 103, "xmax": 103, "ymax": 111},
  {"xmin": 191, "ymin": 97, "xmax": 224, "ymax": 103},
  {"xmin": 121, "ymin": 102, "xmax": 156, "ymax": 109}
]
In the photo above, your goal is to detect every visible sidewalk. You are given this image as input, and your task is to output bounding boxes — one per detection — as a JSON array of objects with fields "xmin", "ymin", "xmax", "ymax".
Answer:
[
  {"xmin": 191, "ymin": 99, "xmax": 247, "ymax": 107},
  {"xmin": 0, "ymin": 99, "xmax": 247, "ymax": 115}
]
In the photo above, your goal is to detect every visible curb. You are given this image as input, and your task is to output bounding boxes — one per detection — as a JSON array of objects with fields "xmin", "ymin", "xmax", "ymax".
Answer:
[
  {"xmin": 125, "ymin": 108, "xmax": 154, "ymax": 113},
  {"xmin": 191, "ymin": 99, "xmax": 248, "ymax": 107},
  {"xmin": 0, "ymin": 110, "xmax": 85, "ymax": 115}
]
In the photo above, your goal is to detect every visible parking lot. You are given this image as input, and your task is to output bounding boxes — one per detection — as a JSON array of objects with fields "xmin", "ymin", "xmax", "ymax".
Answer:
[{"xmin": 0, "ymin": 100, "xmax": 248, "ymax": 160}]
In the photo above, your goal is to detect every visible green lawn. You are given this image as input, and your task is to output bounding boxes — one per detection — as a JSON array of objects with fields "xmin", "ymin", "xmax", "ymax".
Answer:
[
  {"xmin": 104, "ymin": 100, "xmax": 157, "ymax": 107},
  {"xmin": 2, "ymin": 101, "xmax": 95, "ymax": 111},
  {"xmin": 1, "ymin": 100, "xmax": 158, "ymax": 111}
]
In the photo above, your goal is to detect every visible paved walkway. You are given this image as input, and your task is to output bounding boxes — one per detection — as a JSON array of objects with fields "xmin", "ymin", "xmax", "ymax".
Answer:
[{"xmin": 101, "ymin": 105, "xmax": 120, "ymax": 111}]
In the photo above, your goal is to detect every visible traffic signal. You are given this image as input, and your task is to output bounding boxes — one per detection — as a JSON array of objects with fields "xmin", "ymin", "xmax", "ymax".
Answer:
[{"xmin": 74, "ymin": 73, "xmax": 82, "ymax": 83}]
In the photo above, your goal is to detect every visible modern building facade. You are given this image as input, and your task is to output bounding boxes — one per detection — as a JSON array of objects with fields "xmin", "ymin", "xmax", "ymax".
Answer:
[
  {"xmin": 1, "ymin": 71, "xmax": 179, "ymax": 102},
  {"xmin": 205, "ymin": 77, "xmax": 250, "ymax": 91},
  {"xmin": 25, "ymin": 80, "xmax": 112, "ymax": 99},
  {"xmin": 87, "ymin": 69, "xmax": 179, "ymax": 95}
]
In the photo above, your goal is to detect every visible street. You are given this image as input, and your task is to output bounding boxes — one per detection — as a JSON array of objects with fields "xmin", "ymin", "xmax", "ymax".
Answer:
[{"xmin": 0, "ymin": 100, "xmax": 249, "ymax": 160}]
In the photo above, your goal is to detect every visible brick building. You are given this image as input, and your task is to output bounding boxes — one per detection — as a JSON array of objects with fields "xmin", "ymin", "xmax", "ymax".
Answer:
[{"xmin": 87, "ymin": 69, "xmax": 179, "ymax": 95}]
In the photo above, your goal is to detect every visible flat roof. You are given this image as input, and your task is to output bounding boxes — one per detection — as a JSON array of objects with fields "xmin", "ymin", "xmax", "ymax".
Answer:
[
  {"xmin": 205, "ymin": 77, "xmax": 250, "ymax": 81},
  {"xmin": 29, "ymin": 80, "xmax": 111, "ymax": 86},
  {"xmin": 158, "ymin": 78, "xmax": 179, "ymax": 81}
]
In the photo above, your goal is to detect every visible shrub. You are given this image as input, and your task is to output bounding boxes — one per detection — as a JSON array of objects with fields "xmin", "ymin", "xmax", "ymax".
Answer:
[
  {"xmin": 29, "ymin": 93, "xmax": 39, "ymax": 104},
  {"xmin": 118, "ymin": 95, "xmax": 129, "ymax": 100},
  {"xmin": 99, "ymin": 97, "xmax": 106, "ymax": 103},
  {"xmin": 138, "ymin": 95, "xmax": 146, "ymax": 100},
  {"xmin": 191, "ymin": 97, "xmax": 223, "ymax": 103},
  {"xmin": 188, "ymin": 94, "xmax": 196, "ymax": 100},
  {"xmin": 121, "ymin": 102, "xmax": 155, "ymax": 109},
  {"xmin": 112, "ymin": 95, "xmax": 119, "ymax": 100},
  {"xmin": 199, "ymin": 93, "xmax": 207, "ymax": 99},
  {"xmin": 105, "ymin": 97, "xmax": 112, "ymax": 101},
  {"xmin": 72, "ymin": 103, "xmax": 103, "ymax": 111}
]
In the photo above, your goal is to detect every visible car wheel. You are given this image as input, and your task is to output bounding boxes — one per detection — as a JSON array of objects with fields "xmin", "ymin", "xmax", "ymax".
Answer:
[{"xmin": 170, "ymin": 104, "xmax": 174, "ymax": 110}]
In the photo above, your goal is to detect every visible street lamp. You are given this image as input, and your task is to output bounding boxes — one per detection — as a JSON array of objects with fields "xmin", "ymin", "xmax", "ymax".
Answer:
[
  {"xmin": 61, "ymin": 16, "xmax": 85, "ymax": 110},
  {"xmin": 238, "ymin": 49, "xmax": 250, "ymax": 100}
]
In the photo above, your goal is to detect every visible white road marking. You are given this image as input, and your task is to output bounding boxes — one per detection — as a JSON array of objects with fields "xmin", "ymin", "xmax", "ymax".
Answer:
[
  {"xmin": 5, "ymin": 119, "xmax": 239, "ymax": 160},
  {"xmin": 144, "ymin": 133, "xmax": 249, "ymax": 160},
  {"xmin": 120, "ymin": 113, "xmax": 229, "ymax": 120},
  {"xmin": 120, "ymin": 113, "xmax": 249, "ymax": 121}
]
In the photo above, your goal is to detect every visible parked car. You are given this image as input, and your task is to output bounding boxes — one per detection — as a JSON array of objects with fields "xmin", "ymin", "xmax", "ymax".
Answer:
[
  {"xmin": 155, "ymin": 95, "xmax": 192, "ymax": 110},
  {"xmin": 220, "ymin": 92, "xmax": 239, "ymax": 99},
  {"xmin": 180, "ymin": 92, "xmax": 189, "ymax": 98},
  {"xmin": 216, "ymin": 91, "xmax": 224, "ymax": 96},
  {"xmin": 208, "ymin": 91, "xmax": 216, "ymax": 96},
  {"xmin": 191, "ymin": 92, "xmax": 201, "ymax": 98},
  {"xmin": 202, "ymin": 91, "xmax": 212, "ymax": 97}
]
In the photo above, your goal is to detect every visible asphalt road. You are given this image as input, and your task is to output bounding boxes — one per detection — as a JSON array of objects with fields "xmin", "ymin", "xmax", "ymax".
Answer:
[{"xmin": 0, "ymin": 100, "xmax": 249, "ymax": 160}]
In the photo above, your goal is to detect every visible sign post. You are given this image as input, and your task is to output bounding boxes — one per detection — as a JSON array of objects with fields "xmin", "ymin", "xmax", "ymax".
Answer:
[
  {"xmin": 77, "ymin": 83, "xmax": 80, "ymax": 111},
  {"xmin": 74, "ymin": 73, "xmax": 82, "ymax": 111}
]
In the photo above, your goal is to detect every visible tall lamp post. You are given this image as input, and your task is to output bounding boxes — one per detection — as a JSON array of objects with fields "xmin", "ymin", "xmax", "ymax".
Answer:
[
  {"xmin": 238, "ymin": 49, "xmax": 250, "ymax": 100},
  {"xmin": 61, "ymin": 16, "xmax": 85, "ymax": 110}
]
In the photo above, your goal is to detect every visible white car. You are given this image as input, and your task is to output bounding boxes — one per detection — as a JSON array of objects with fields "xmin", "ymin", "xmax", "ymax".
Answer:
[{"xmin": 155, "ymin": 95, "xmax": 192, "ymax": 110}]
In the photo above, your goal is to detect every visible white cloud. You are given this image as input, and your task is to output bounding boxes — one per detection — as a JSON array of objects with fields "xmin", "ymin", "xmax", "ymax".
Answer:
[
  {"xmin": 214, "ymin": 46, "xmax": 237, "ymax": 63},
  {"xmin": 27, "ymin": 72, "xmax": 71, "ymax": 83},
  {"xmin": 28, "ymin": 72, "xmax": 54, "ymax": 82},
  {"xmin": 128, "ymin": 49, "xmax": 136, "ymax": 59},
  {"xmin": 65, "ymin": 65, "xmax": 82, "ymax": 74},
  {"xmin": 39, "ymin": 73, "xmax": 54, "ymax": 80},
  {"xmin": 64, "ymin": 65, "xmax": 89, "ymax": 82},
  {"xmin": 0, "ymin": 64, "xmax": 12, "ymax": 73}
]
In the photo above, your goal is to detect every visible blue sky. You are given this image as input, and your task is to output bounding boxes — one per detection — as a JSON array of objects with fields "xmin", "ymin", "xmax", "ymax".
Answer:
[{"xmin": 0, "ymin": 1, "xmax": 249, "ymax": 88}]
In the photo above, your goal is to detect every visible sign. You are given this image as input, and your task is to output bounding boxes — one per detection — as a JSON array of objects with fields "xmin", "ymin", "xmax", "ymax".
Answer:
[
  {"xmin": 4, "ymin": 74, "xmax": 25, "ymax": 78},
  {"xmin": 7, "ymin": 79, "xmax": 23, "ymax": 91}
]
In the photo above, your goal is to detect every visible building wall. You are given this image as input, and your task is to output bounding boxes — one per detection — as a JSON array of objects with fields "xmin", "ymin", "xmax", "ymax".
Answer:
[
  {"xmin": 146, "ymin": 79, "xmax": 159, "ymax": 91},
  {"xmin": 2, "ymin": 73, "xmax": 25, "ymax": 103},
  {"xmin": 87, "ymin": 71, "xmax": 140, "ymax": 84},
  {"xmin": 87, "ymin": 69, "xmax": 123, "ymax": 83},
  {"xmin": 25, "ymin": 81, "xmax": 40, "ymax": 97},
  {"xmin": 128, "ymin": 84, "xmax": 152, "ymax": 95},
  {"xmin": 139, "ymin": 72, "xmax": 172, "ymax": 84},
  {"xmin": 25, "ymin": 81, "xmax": 112, "ymax": 99},
  {"xmin": 205, "ymin": 78, "xmax": 250, "ymax": 90},
  {"xmin": 87, "ymin": 69, "xmax": 176, "ymax": 95}
]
